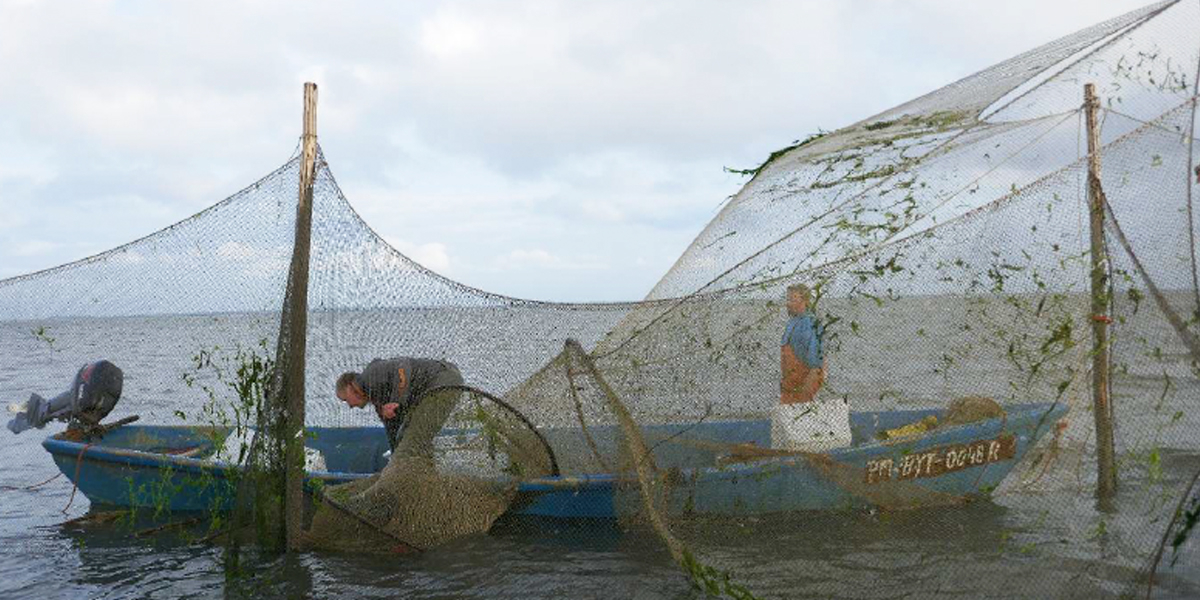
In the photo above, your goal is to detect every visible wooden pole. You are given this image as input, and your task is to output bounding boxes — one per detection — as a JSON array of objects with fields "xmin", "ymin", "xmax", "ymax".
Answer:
[
  {"xmin": 285, "ymin": 82, "xmax": 318, "ymax": 550},
  {"xmin": 1084, "ymin": 83, "xmax": 1117, "ymax": 500}
]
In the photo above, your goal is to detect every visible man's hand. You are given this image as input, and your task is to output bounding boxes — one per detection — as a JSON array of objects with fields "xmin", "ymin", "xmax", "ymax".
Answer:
[{"xmin": 379, "ymin": 402, "xmax": 401, "ymax": 420}]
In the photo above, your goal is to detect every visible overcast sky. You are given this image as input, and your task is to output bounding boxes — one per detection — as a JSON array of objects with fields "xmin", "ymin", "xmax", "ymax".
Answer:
[{"xmin": 0, "ymin": 0, "xmax": 1156, "ymax": 302}]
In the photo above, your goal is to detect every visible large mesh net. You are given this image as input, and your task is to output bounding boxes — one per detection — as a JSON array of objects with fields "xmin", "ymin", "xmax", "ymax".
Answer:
[{"xmin": 3, "ymin": 1, "xmax": 1200, "ymax": 597}]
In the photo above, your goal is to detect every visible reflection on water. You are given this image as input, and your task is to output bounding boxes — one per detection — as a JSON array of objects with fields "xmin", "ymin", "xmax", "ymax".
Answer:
[{"xmin": 1, "ymin": 447, "xmax": 1199, "ymax": 598}]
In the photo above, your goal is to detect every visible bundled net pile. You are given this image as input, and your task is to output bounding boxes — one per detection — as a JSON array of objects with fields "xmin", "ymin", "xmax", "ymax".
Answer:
[{"xmin": 2, "ymin": 1, "xmax": 1200, "ymax": 597}]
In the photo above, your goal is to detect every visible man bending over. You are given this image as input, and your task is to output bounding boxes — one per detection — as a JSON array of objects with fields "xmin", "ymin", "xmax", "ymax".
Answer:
[{"xmin": 336, "ymin": 357, "xmax": 462, "ymax": 458}]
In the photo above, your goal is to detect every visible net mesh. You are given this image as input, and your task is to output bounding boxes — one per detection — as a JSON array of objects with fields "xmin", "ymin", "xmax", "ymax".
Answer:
[{"xmin": 3, "ymin": 1, "xmax": 1200, "ymax": 597}]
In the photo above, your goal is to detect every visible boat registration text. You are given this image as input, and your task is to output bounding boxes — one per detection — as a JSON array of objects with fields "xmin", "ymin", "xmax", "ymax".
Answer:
[{"xmin": 864, "ymin": 434, "xmax": 1016, "ymax": 484}]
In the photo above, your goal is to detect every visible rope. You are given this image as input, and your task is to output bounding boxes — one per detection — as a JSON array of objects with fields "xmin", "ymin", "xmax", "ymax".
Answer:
[
  {"xmin": 1187, "ymin": 43, "xmax": 1200, "ymax": 315},
  {"xmin": 1145, "ymin": 467, "xmax": 1200, "ymax": 599},
  {"xmin": 1100, "ymin": 101, "xmax": 1199, "ymax": 141},
  {"xmin": 0, "ymin": 472, "xmax": 62, "ymax": 492},
  {"xmin": 1101, "ymin": 181, "xmax": 1200, "ymax": 359},
  {"xmin": 978, "ymin": 2, "xmax": 1174, "ymax": 121},
  {"xmin": 1098, "ymin": 157, "xmax": 1200, "ymax": 598},
  {"xmin": 563, "ymin": 339, "xmax": 686, "ymax": 565},
  {"xmin": 563, "ymin": 352, "xmax": 613, "ymax": 474},
  {"xmin": 61, "ymin": 442, "xmax": 93, "ymax": 514}
]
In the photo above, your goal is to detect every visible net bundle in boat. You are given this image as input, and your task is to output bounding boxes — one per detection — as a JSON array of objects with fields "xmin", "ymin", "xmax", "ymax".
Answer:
[{"xmin": 2, "ymin": 1, "xmax": 1200, "ymax": 597}]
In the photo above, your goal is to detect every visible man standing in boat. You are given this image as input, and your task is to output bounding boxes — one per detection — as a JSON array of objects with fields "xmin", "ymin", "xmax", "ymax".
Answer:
[
  {"xmin": 336, "ymin": 357, "xmax": 463, "ymax": 458},
  {"xmin": 771, "ymin": 284, "xmax": 851, "ymax": 452},
  {"xmin": 780, "ymin": 283, "xmax": 824, "ymax": 404}
]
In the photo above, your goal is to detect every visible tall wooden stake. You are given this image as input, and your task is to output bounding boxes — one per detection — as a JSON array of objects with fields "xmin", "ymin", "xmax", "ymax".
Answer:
[
  {"xmin": 285, "ymin": 82, "xmax": 318, "ymax": 550},
  {"xmin": 1084, "ymin": 83, "xmax": 1117, "ymax": 500}
]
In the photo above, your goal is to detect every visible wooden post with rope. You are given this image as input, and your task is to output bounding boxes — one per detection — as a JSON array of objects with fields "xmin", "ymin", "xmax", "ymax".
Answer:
[
  {"xmin": 285, "ymin": 82, "xmax": 319, "ymax": 550},
  {"xmin": 1084, "ymin": 82, "xmax": 1117, "ymax": 500}
]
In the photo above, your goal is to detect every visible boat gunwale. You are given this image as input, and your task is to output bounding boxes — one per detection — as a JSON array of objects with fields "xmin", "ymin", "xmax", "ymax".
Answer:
[{"xmin": 41, "ymin": 402, "xmax": 1066, "ymax": 495}]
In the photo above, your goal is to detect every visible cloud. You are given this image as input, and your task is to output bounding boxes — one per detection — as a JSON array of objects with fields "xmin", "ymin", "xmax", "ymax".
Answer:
[
  {"xmin": 10, "ymin": 240, "xmax": 59, "ymax": 257},
  {"xmin": 493, "ymin": 249, "xmax": 607, "ymax": 272},
  {"xmin": 0, "ymin": 0, "xmax": 1158, "ymax": 303},
  {"xmin": 383, "ymin": 237, "xmax": 452, "ymax": 273},
  {"xmin": 419, "ymin": 10, "xmax": 483, "ymax": 59}
]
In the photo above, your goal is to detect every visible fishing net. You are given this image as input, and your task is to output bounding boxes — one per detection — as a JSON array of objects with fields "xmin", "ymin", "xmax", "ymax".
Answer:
[
  {"xmin": 2, "ymin": 1, "xmax": 1200, "ymax": 597},
  {"xmin": 303, "ymin": 385, "xmax": 559, "ymax": 551}
]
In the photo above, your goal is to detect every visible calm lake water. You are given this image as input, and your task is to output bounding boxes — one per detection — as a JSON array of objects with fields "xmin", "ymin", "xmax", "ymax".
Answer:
[{"xmin": 1, "ymin": 311, "xmax": 1199, "ymax": 599}]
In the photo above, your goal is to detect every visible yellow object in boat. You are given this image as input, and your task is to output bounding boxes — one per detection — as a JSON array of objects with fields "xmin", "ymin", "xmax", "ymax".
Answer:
[{"xmin": 879, "ymin": 415, "xmax": 938, "ymax": 440}]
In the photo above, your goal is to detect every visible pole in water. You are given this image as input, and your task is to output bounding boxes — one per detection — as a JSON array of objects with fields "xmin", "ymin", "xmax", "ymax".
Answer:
[
  {"xmin": 285, "ymin": 82, "xmax": 318, "ymax": 550},
  {"xmin": 1084, "ymin": 82, "xmax": 1117, "ymax": 500}
]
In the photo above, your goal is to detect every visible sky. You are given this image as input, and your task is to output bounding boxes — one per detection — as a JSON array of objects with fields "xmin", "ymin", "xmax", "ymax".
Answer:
[{"xmin": 0, "ymin": 0, "xmax": 1157, "ymax": 302}]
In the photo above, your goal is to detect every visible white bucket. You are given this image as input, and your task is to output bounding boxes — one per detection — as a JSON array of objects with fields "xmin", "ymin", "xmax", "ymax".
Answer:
[
  {"xmin": 218, "ymin": 428, "xmax": 328, "ymax": 472},
  {"xmin": 770, "ymin": 396, "xmax": 852, "ymax": 452}
]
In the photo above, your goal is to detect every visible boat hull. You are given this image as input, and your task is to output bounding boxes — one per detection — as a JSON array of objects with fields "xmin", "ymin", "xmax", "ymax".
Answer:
[{"xmin": 43, "ymin": 403, "xmax": 1066, "ymax": 518}]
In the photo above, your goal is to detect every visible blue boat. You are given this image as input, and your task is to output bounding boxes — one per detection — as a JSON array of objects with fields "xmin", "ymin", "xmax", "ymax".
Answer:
[{"xmin": 42, "ymin": 402, "xmax": 1066, "ymax": 519}]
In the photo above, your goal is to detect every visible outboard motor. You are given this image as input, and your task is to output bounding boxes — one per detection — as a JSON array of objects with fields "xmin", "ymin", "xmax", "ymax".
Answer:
[{"xmin": 7, "ymin": 360, "xmax": 123, "ymax": 434}]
